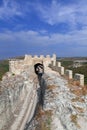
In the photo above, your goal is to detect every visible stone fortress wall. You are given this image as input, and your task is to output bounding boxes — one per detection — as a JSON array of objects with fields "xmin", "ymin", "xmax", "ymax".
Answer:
[
  {"xmin": 0, "ymin": 54, "xmax": 85, "ymax": 130},
  {"xmin": 9, "ymin": 54, "xmax": 56, "ymax": 74},
  {"xmin": 50, "ymin": 60, "xmax": 84, "ymax": 86},
  {"xmin": 8, "ymin": 53, "xmax": 85, "ymax": 87},
  {"xmin": 0, "ymin": 54, "xmax": 56, "ymax": 130}
]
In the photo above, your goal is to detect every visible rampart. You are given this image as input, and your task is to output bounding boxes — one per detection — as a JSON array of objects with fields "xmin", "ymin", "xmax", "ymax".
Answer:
[
  {"xmin": 50, "ymin": 60, "xmax": 84, "ymax": 86},
  {"xmin": 0, "ymin": 54, "xmax": 85, "ymax": 130},
  {"xmin": 0, "ymin": 54, "xmax": 56, "ymax": 130},
  {"xmin": 9, "ymin": 54, "xmax": 56, "ymax": 74}
]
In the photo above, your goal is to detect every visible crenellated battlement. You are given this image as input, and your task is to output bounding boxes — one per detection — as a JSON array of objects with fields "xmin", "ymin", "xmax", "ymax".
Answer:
[
  {"xmin": 9, "ymin": 54, "xmax": 85, "ymax": 86},
  {"xmin": 9, "ymin": 54, "xmax": 56, "ymax": 74},
  {"xmin": 50, "ymin": 60, "xmax": 84, "ymax": 86}
]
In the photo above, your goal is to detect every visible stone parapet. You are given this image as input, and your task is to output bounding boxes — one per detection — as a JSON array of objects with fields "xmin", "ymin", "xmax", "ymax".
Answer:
[
  {"xmin": 50, "ymin": 59, "xmax": 84, "ymax": 86},
  {"xmin": 51, "ymin": 60, "xmax": 56, "ymax": 66},
  {"xmin": 57, "ymin": 66, "xmax": 65, "ymax": 75},
  {"xmin": 40, "ymin": 55, "xmax": 44, "ymax": 59},
  {"xmin": 33, "ymin": 55, "xmax": 38, "ymax": 58},
  {"xmin": 24, "ymin": 55, "xmax": 32, "ymax": 60},
  {"xmin": 51, "ymin": 54, "xmax": 56, "ymax": 66},
  {"xmin": 74, "ymin": 73, "xmax": 84, "ymax": 86},
  {"xmin": 56, "ymin": 61, "xmax": 61, "ymax": 67},
  {"xmin": 65, "ymin": 69, "xmax": 73, "ymax": 79},
  {"xmin": 9, "ymin": 54, "xmax": 56, "ymax": 75}
]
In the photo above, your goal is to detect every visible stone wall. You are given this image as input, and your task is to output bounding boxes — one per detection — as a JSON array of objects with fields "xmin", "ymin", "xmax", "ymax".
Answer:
[
  {"xmin": 0, "ymin": 68, "xmax": 39, "ymax": 130},
  {"xmin": 50, "ymin": 61, "xmax": 84, "ymax": 86},
  {"xmin": 9, "ymin": 54, "xmax": 56, "ymax": 74},
  {"xmin": 0, "ymin": 54, "xmax": 56, "ymax": 130},
  {"xmin": 0, "ymin": 53, "xmax": 85, "ymax": 130},
  {"xmin": 0, "ymin": 75, "xmax": 25, "ymax": 130}
]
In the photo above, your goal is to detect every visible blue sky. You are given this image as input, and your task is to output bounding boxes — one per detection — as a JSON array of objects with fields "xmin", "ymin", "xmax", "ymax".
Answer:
[{"xmin": 0, "ymin": 0, "xmax": 87, "ymax": 59}]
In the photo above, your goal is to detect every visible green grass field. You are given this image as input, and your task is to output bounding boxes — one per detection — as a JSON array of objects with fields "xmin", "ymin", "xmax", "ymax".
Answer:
[{"xmin": 0, "ymin": 60, "xmax": 9, "ymax": 80}]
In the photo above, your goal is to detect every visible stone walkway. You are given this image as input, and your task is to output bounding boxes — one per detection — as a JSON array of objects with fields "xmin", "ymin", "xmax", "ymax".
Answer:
[{"xmin": 27, "ymin": 67, "xmax": 87, "ymax": 130}]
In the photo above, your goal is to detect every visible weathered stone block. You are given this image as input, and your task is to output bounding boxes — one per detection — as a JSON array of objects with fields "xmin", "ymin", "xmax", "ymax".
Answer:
[
  {"xmin": 57, "ymin": 62, "xmax": 61, "ymax": 67},
  {"xmin": 65, "ymin": 70, "xmax": 73, "ymax": 79},
  {"xmin": 40, "ymin": 55, "xmax": 44, "ymax": 59},
  {"xmin": 34, "ymin": 55, "xmax": 38, "ymax": 58},
  {"xmin": 74, "ymin": 73, "xmax": 84, "ymax": 86},
  {"xmin": 57, "ymin": 66, "xmax": 64, "ymax": 75}
]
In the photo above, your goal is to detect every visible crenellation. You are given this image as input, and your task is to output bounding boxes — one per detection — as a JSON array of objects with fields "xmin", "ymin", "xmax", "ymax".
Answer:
[
  {"xmin": 50, "ymin": 59, "xmax": 85, "ymax": 86},
  {"xmin": 57, "ymin": 66, "xmax": 64, "ymax": 75},
  {"xmin": 24, "ymin": 55, "xmax": 32, "ymax": 60},
  {"xmin": 53, "ymin": 60, "xmax": 56, "ymax": 66},
  {"xmin": 9, "ymin": 54, "xmax": 56, "ymax": 74},
  {"xmin": 9, "ymin": 54, "xmax": 85, "ymax": 86},
  {"xmin": 40, "ymin": 55, "xmax": 44, "ymax": 59},
  {"xmin": 74, "ymin": 73, "xmax": 84, "ymax": 86},
  {"xmin": 51, "ymin": 54, "xmax": 56, "ymax": 66},
  {"xmin": 57, "ymin": 61, "xmax": 61, "ymax": 67},
  {"xmin": 33, "ymin": 55, "xmax": 38, "ymax": 58},
  {"xmin": 65, "ymin": 69, "xmax": 73, "ymax": 79},
  {"xmin": 52, "ymin": 54, "xmax": 56, "ymax": 60}
]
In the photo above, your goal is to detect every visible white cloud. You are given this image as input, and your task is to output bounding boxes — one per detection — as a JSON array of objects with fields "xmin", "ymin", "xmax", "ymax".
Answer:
[
  {"xmin": 37, "ymin": 1, "xmax": 75, "ymax": 25},
  {"xmin": 0, "ymin": 0, "xmax": 22, "ymax": 19},
  {"xmin": 0, "ymin": 28, "xmax": 87, "ymax": 58},
  {"xmin": 0, "ymin": 27, "xmax": 87, "ymax": 46},
  {"xmin": 1, "ymin": 0, "xmax": 87, "ymax": 30},
  {"xmin": 36, "ymin": 0, "xmax": 87, "ymax": 28}
]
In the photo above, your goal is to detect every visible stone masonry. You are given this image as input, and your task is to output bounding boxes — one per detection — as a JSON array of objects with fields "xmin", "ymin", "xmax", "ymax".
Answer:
[
  {"xmin": 0, "ymin": 54, "xmax": 86, "ymax": 130},
  {"xmin": 9, "ymin": 54, "xmax": 56, "ymax": 74}
]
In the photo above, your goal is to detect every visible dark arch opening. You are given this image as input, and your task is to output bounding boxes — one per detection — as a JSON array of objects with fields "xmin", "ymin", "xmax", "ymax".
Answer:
[{"xmin": 34, "ymin": 63, "xmax": 44, "ymax": 75}]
